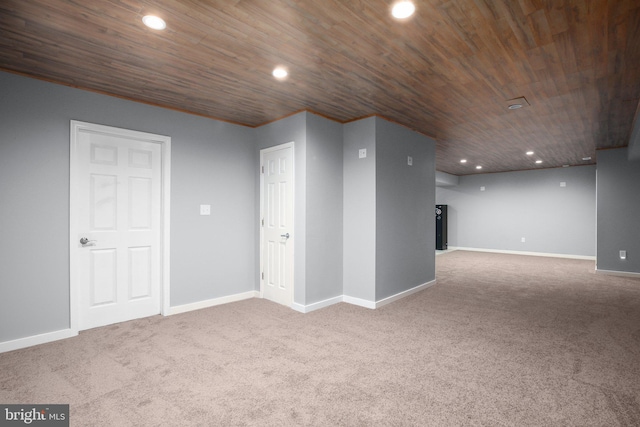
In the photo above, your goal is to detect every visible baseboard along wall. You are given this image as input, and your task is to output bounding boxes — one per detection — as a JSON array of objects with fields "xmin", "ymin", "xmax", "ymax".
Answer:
[
  {"xmin": 1, "ymin": 281, "xmax": 436, "ymax": 353},
  {"xmin": 446, "ymin": 246, "xmax": 596, "ymax": 261},
  {"xmin": 595, "ymin": 269, "xmax": 640, "ymax": 278},
  {"xmin": 166, "ymin": 290, "xmax": 260, "ymax": 316},
  {"xmin": 0, "ymin": 328, "xmax": 77, "ymax": 354}
]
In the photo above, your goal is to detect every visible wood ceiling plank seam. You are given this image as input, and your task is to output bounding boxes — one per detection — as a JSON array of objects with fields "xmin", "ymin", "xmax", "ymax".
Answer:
[
  {"xmin": 15, "ymin": 17, "xmax": 263, "ymax": 94},
  {"xmin": 526, "ymin": 8, "xmax": 554, "ymax": 47},
  {"xmin": 499, "ymin": 0, "xmax": 539, "ymax": 51},
  {"xmin": 460, "ymin": 32, "xmax": 536, "ymax": 93},
  {"xmin": 62, "ymin": 0, "xmax": 143, "ymax": 24},
  {"xmin": 544, "ymin": 0, "xmax": 570, "ymax": 36},
  {"xmin": 436, "ymin": 2, "xmax": 483, "ymax": 55},
  {"xmin": 586, "ymin": 0, "xmax": 609, "ymax": 80}
]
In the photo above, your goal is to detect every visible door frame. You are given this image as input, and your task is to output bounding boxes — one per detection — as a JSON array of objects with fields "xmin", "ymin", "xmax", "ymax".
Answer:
[
  {"xmin": 259, "ymin": 142, "xmax": 295, "ymax": 305},
  {"xmin": 69, "ymin": 120, "xmax": 171, "ymax": 332}
]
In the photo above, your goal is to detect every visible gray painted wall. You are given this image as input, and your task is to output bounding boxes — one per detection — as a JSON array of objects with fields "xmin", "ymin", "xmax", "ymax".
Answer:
[
  {"xmin": 435, "ymin": 171, "xmax": 459, "ymax": 187},
  {"xmin": 596, "ymin": 148, "xmax": 640, "ymax": 273},
  {"xmin": 254, "ymin": 113, "xmax": 308, "ymax": 304},
  {"xmin": 342, "ymin": 117, "xmax": 436, "ymax": 302},
  {"xmin": 0, "ymin": 71, "xmax": 256, "ymax": 342},
  {"xmin": 436, "ymin": 166, "xmax": 596, "ymax": 257},
  {"xmin": 255, "ymin": 112, "xmax": 345, "ymax": 306},
  {"xmin": 343, "ymin": 118, "xmax": 377, "ymax": 302},
  {"xmin": 305, "ymin": 114, "xmax": 344, "ymax": 303},
  {"xmin": 628, "ymin": 109, "xmax": 640, "ymax": 161},
  {"xmin": 1, "ymin": 72, "xmax": 438, "ymax": 346},
  {"xmin": 375, "ymin": 119, "xmax": 436, "ymax": 300}
]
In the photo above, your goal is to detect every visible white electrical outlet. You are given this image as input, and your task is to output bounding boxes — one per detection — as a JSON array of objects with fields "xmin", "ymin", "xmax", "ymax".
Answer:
[
  {"xmin": 480, "ymin": 186, "xmax": 485, "ymax": 191},
  {"xmin": 359, "ymin": 149, "xmax": 367, "ymax": 159},
  {"xmin": 620, "ymin": 250, "xmax": 627, "ymax": 260},
  {"xmin": 200, "ymin": 204, "xmax": 211, "ymax": 215},
  {"xmin": 407, "ymin": 156, "xmax": 413, "ymax": 166},
  {"xmin": 560, "ymin": 182, "xmax": 567, "ymax": 187},
  {"xmin": 521, "ymin": 237, "xmax": 526, "ymax": 243}
]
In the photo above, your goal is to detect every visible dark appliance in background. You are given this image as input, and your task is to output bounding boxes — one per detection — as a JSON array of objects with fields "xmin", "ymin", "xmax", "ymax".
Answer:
[{"xmin": 435, "ymin": 205, "xmax": 448, "ymax": 250}]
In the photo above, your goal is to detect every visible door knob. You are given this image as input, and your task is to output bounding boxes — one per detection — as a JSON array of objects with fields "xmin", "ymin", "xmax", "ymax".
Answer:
[
  {"xmin": 80, "ymin": 237, "xmax": 96, "ymax": 246},
  {"xmin": 280, "ymin": 233, "xmax": 290, "ymax": 239}
]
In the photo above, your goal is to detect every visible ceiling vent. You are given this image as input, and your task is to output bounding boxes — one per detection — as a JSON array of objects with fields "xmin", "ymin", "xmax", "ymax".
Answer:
[{"xmin": 505, "ymin": 96, "xmax": 531, "ymax": 110}]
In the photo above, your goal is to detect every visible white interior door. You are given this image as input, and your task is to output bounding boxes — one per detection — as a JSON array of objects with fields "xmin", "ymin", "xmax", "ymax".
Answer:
[
  {"xmin": 72, "ymin": 122, "xmax": 164, "ymax": 330},
  {"xmin": 261, "ymin": 143, "xmax": 294, "ymax": 307}
]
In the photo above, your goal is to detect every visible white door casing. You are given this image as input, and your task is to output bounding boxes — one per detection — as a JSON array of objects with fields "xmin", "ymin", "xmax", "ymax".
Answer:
[
  {"xmin": 260, "ymin": 143, "xmax": 294, "ymax": 307},
  {"xmin": 70, "ymin": 121, "xmax": 171, "ymax": 331}
]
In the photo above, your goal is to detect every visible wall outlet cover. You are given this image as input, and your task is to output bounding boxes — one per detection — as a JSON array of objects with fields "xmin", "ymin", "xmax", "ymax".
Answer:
[
  {"xmin": 200, "ymin": 204, "xmax": 211, "ymax": 215},
  {"xmin": 359, "ymin": 148, "xmax": 367, "ymax": 159},
  {"xmin": 407, "ymin": 156, "xmax": 413, "ymax": 166}
]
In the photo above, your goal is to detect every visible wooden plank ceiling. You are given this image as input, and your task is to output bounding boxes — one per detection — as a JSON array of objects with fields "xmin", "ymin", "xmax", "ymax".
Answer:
[{"xmin": 1, "ymin": 0, "xmax": 639, "ymax": 175}]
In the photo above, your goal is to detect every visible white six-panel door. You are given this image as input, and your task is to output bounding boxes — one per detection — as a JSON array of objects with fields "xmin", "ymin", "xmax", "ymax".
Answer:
[
  {"xmin": 71, "ymin": 122, "xmax": 167, "ymax": 330},
  {"xmin": 261, "ymin": 143, "xmax": 294, "ymax": 307}
]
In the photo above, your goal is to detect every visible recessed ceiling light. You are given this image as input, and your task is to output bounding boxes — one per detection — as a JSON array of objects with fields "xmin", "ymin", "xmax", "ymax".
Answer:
[
  {"xmin": 582, "ymin": 156, "xmax": 592, "ymax": 161},
  {"xmin": 535, "ymin": 160, "xmax": 543, "ymax": 164},
  {"xmin": 476, "ymin": 165, "xmax": 482, "ymax": 170},
  {"xmin": 392, "ymin": 1, "xmax": 415, "ymax": 19},
  {"xmin": 508, "ymin": 104, "xmax": 523, "ymax": 110},
  {"xmin": 272, "ymin": 67, "xmax": 288, "ymax": 79},
  {"xmin": 460, "ymin": 159, "xmax": 467, "ymax": 163},
  {"xmin": 142, "ymin": 15, "xmax": 166, "ymax": 30},
  {"xmin": 562, "ymin": 165, "xmax": 570, "ymax": 168},
  {"xmin": 526, "ymin": 151, "xmax": 534, "ymax": 156}
]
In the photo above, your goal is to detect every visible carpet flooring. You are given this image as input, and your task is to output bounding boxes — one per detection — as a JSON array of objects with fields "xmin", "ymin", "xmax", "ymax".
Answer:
[{"xmin": 2, "ymin": 250, "xmax": 640, "ymax": 426}]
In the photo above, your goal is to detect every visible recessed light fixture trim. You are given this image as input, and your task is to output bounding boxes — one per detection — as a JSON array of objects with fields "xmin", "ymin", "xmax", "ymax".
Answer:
[
  {"xmin": 460, "ymin": 159, "xmax": 467, "ymax": 163},
  {"xmin": 142, "ymin": 15, "xmax": 166, "ymax": 30},
  {"xmin": 272, "ymin": 67, "xmax": 288, "ymax": 79},
  {"xmin": 526, "ymin": 151, "xmax": 534, "ymax": 156},
  {"xmin": 535, "ymin": 160, "xmax": 543, "ymax": 164},
  {"xmin": 392, "ymin": 1, "xmax": 416, "ymax": 19},
  {"xmin": 508, "ymin": 104, "xmax": 523, "ymax": 110},
  {"xmin": 582, "ymin": 156, "xmax": 592, "ymax": 161},
  {"xmin": 476, "ymin": 165, "xmax": 482, "ymax": 170}
]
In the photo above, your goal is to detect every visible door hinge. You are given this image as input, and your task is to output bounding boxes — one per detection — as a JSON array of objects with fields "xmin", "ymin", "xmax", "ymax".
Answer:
[
  {"xmin": 261, "ymin": 272, "xmax": 264, "ymax": 280},
  {"xmin": 261, "ymin": 218, "xmax": 264, "ymax": 226},
  {"xmin": 261, "ymin": 165, "xmax": 264, "ymax": 174}
]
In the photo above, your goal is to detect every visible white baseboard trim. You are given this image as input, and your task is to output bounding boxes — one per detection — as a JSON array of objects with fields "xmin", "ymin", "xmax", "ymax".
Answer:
[
  {"xmin": 450, "ymin": 246, "xmax": 596, "ymax": 261},
  {"xmin": 292, "ymin": 295, "xmax": 343, "ymax": 314},
  {"xmin": 343, "ymin": 295, "xmax": 376, "ymax": 309},
  {"xmin": 343, "ymin": 280, "xmax": 437, "ymax": 310},
  {"xmin": 166, "ymin": 290, "xmax": 259, "ymax": 316},
  {"xmin": 375, "ymin": 279, "xmax": 437, "ymax": 308},
  {"xmin": 0, "ymin": 328, "xmax": 77, "ymax": 354},
  {"xmin": 2, "ymin": 282, "xmax": 441, "ymax": 353},
  {"xmin": 596, "ymin": 269, "xmax": 640, "ymax": 278}
]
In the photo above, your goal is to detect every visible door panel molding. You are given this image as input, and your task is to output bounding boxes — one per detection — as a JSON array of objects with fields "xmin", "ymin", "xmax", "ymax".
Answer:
[
  {"xmin": 70, "ymin": 120, "xmax": 171, "ymax": 332},
  {"xmin": 260, "ymin": 142, "xmax": 295, "ymax": 307}
]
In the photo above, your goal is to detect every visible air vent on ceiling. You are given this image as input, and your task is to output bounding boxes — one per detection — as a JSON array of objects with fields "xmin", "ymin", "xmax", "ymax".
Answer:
[{"xmin": 505, "ymin": 96, "xmax": 531, "ymax": 110}]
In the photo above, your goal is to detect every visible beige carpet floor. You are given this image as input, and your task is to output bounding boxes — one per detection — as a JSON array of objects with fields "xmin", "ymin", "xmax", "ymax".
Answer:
[{"xmin": 2, "ymin": 250, "xmax": 640, "ymax": 426}]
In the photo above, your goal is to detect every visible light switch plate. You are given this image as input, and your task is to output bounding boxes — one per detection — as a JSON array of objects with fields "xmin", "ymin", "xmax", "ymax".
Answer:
[
  {"xmin": 480, "ymin": 186, "xmax": 485, "ymax": 191},
  {"xmin": 407, "ymin": 156, "xmax": 413, "ymax": 166},
  {"xmin": 359, "ymin": 149, "xmax": 367, "ymax": 159},
  {"xmin": 560, "ymin": 182, "xmax": 567, "ymax": 187},
  {"xmin": 200, "ymin": 204, "xmax": 211, "ymax": 215}
]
